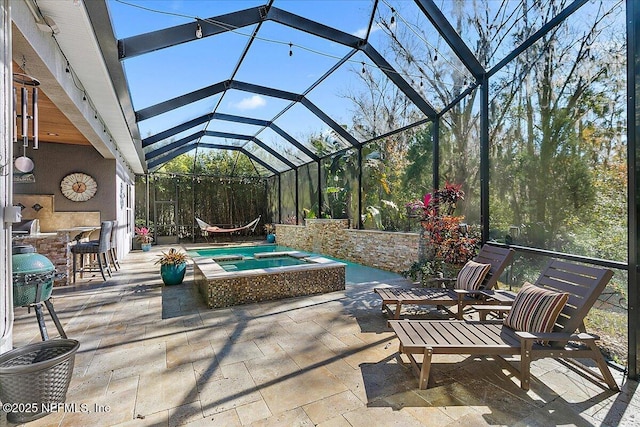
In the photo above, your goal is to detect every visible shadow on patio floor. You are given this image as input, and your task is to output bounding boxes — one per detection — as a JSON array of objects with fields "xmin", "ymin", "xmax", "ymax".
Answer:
[{"xmin": 2, "ymin": 244, "xmax": 636, "ymax": 426}]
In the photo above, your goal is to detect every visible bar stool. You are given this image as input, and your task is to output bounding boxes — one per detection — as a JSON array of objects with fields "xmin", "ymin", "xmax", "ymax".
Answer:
[
  {"xmin": 85, "ymin": 220, "xmax": 118, "ymax": 270},
  {"xmin": 71, "ymin": 221, "xmax": 112, "ymax": 282},
  {"xmin": 108, "ymin": 220, "xmax": 120, "ymax": 271}
]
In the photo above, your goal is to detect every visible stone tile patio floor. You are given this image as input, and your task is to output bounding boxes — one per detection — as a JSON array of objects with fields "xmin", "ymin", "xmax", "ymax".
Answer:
[{"xmin": 3, "ymin": 245, "xmax": 639, "ymax": 426}]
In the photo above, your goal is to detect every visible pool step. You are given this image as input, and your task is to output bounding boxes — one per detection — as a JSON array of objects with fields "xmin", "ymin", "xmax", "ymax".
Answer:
[
  {"xmin": 211, "ymin": 255, "xmax": 243, "ymax": 262},
  {"xmin": 254, "ymin": 251, "xmax": 310, "ymax": 259}
]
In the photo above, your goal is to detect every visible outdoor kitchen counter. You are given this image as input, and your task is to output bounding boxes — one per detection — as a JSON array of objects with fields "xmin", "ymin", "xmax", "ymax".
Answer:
[{"xmin": 12, "ymin": 227, "xmax": 99, "ymax": 286}]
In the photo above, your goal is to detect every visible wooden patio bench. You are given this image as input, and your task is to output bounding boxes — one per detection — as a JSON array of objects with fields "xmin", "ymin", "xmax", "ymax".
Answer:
[
  {"xmin": 374, "ymin": 244, "xmax": 515, "ymax": 320},
  {"xmin": 389, "ymin": 259, "xmax": 619, "ymax": 391}
]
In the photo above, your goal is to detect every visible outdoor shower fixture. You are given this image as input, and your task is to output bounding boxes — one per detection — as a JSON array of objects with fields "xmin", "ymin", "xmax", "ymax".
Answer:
[{"xmin": 12, "ymin": 73, "xmax": 40, "ymax": 173}]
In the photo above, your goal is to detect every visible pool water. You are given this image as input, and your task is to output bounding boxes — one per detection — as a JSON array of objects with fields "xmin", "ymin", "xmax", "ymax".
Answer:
[
  {"xmin": 218, "ymin": 256, "xmax": 307, "ymax": 272},
  {"xmin": 189, "ymin": 245, "xmax": 292, "ymax": 259},
  {"xmin": 188, "ymin": 244, "xmax": 403, "ymax": 284}
]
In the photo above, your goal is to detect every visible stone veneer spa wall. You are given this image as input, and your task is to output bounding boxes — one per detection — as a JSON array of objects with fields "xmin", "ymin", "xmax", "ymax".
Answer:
[{"xmin": 194, "ymin": 255, "xmax": 345, "ymax": 309}]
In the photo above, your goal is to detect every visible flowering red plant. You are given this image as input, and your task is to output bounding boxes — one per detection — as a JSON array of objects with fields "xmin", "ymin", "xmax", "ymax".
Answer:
[
  {"xmin": 408, "ymin": 182, "xmax": 478, "ymax": 269},
  {"xmin": 135, "ymin": 226, "xmax": 153, "ymax": 244},
  {"xmin": 405, "ymin": 182, "xmax": 465, "ymax": 220},
  {"xmin": 422, "ymin": 215, "xmax": 479, "ymax": 264},
  {"xmin": 437, "ymin": 235, "xmax": 479, "ymax": 264},
  {"xmin": 433, "ymin": 182, "xmax": 464, "ymax": 215}
]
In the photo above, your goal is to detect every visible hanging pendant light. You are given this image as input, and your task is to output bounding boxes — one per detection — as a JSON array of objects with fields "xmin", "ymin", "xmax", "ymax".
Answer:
[{"xmin": 14, "ymin": 156, "xmax": 34, "ymax": 173}]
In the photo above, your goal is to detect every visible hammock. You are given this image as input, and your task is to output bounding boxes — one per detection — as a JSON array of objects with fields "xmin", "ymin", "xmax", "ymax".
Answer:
[{"xmin": 195, "ymin": 216, "xmax": 261, "ymax": 234}]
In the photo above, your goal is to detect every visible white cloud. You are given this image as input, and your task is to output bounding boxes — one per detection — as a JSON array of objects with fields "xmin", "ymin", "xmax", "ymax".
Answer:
[
  {"xmin": 352, "ymin": 21, "xmax": 391, "ymax": 39},
  {"xmin": 353, "ymin": 27, "xmax": 369, "ymax": 38},
  {"xmin": 233, "ymin": 95, "xmax": 266, "ymax": 110}
]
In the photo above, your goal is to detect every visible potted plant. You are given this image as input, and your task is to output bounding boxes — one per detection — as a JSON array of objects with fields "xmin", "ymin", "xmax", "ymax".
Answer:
[
  {"xmin": 135, "ymin": 226, "xmax": 153, "ymax": 251},
  {"xmin": 264, "ymin": 223, "xmax": 276, "ymax": 243},
  {"xmin": 155, "ymin": 248, "xmax": 188, "ymax": 286}
]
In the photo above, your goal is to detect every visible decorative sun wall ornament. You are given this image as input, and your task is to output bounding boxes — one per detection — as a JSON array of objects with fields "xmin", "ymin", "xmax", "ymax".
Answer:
[{"xmin": 60, "ymin": 173, "xmax": 97, "ymax": 202}]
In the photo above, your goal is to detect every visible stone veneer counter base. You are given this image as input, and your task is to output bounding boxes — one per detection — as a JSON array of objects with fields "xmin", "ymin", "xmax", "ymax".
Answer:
[{"xmin": 194, "ymin": 254, "xmax": 346, "ymax": 309}]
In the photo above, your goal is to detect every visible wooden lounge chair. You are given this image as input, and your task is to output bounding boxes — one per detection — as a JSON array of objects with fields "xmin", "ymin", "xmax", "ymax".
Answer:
[
  {"xmin": 374, "ymin": 244, "xmax": 515, "ymax": 320},
  {"xmin": 389, "ymin": 259, "xmax": 619, "ymax": 391}
]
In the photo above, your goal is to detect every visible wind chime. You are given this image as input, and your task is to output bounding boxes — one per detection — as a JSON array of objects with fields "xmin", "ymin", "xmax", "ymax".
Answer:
[{"xmin": 12, "ymin": 70, "xmax": 39, "ymax": 173}]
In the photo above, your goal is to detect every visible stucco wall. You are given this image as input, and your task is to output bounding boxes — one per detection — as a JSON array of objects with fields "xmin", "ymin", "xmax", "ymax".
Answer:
[
  {"xmin": 276, "ymin": 219, "xmax": 419, "ymax": 273},
  {"xmin": 13, "ymin": 143, "xmax": 135, "ymax": 254},
  {"xmin": 14, "ymin": 142, "xmax": 117, "ymax": 220}
]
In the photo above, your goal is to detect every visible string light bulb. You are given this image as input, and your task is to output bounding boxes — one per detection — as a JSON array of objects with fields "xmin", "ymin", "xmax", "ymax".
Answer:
[
  {"xmin": 362, "ymin": 62, "xmax": 366, "ymax": 73},
  {"xmin": 433, "ymin": 53, "xmax": 438, "ymax": 62},
  {"xmin": 390, "ymin": 7, "xmax": 396, "ymax": 25},
  {"xmin": 116, "ymin": 0, "xmax": 470, "ymax": 96},
  {"xmin": 65, "ymin": 61, "xmax": 70, "ymax": 73},
  {"xmin": 195, "ymin": 22, "xmax": 203, "ymax": 39}
]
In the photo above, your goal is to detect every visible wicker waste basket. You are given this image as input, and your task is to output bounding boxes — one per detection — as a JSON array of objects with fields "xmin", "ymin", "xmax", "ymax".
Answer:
[{"xmin": 0, "ymin": 339, "xmax": 79, "ymax": 423}]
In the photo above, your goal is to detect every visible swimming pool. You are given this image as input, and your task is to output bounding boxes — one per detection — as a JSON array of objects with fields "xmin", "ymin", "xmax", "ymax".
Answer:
[
  {"xmin": 190, "ymin": 244, "xmax": 346, "ymax": 309},
  {"xmin": 188, "ymin": 244, "xmax": 313, "ymax": 272},
  {"xmin": 188, "ymin": 245, "xmax": 293, "ymax": 259},
  {"xmin": 217, "ymin": 256, "xmax": 308, "ymax": 272}
]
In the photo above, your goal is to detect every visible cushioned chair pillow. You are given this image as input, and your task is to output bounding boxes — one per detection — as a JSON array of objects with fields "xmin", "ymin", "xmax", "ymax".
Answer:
[
  {"xmin": 504, "ymin": 281, "xmax": 569, "ymax": 337},
  {"xmin": 455, "ymin": 260, "xmax": 492, "ymax": 291}
]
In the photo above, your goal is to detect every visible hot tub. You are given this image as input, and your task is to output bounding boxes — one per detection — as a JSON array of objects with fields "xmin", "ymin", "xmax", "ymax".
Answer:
[{"xmin": 189, "ymin": 245, "xmax": 346, "ymax": 309}]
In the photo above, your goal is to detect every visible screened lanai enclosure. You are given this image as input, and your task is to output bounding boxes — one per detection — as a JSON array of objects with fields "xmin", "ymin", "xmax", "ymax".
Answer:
[
  {"xmin": 121, "ymin": 0, "xmax": 628, "ymax": 241},
  {"xmin": 95, "ymin": 0, "xmax": 640, "ymax": 376}
]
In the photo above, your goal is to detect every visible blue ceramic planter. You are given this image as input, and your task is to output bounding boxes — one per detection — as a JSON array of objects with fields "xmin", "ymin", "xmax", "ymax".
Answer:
[
  {"xmin": 160, "ymin": 263, "xmax": 186, "ymax": 286},
  {"xmin": 266, "ymin": 234, "xmax": 276, "ymax": 243},
  {"xmin": 141, "ymin": 243, "xmax": 152, "ymax": 252}
]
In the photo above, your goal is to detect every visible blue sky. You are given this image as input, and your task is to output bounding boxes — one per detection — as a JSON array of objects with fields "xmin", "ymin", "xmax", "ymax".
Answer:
[
  {"xmin": 107, "ymin": 0, "xmax": 381, "ymax": 153},
  {"xmin": 107, "ymin": 1, "xmax": 391, "ymax": 172},
  {"xmin": 106, "ymin": 0, "xmax": 620, "ymax": 173}
]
